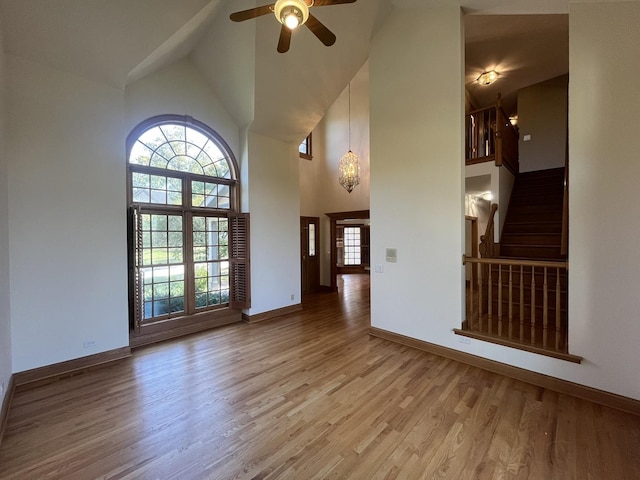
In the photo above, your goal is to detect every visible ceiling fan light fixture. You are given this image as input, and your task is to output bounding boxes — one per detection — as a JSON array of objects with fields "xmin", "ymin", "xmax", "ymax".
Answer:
[
  {"xmin": 477, "ymin": 70, "xmax": 500, "ymax": 86},
  {"xmin": 274, "ymin": 0, "xmax": 310, "ymax": 30}
]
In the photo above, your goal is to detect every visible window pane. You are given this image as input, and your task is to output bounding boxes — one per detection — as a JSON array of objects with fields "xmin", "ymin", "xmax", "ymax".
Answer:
[
  {"xmin": 132, "ymin": 173, "xmax": 150, "ymax": 188},
  {"xmin": 343, "ymin": 227, "xmax": 361, "ymax": 265},
  {"xmin": 151, "ymin": 215, "xmax": 167, "ymax": 230},
  {"xmin": 192, "ymin": 181, "xmax": 231, "ymax": 210},
  {"xmin": 309, "ymin": 224, "xmax": 316, "ymax": 257},
  {"xmin": 192, "ymin": 216, "xmax": 230, "ymax": 309},
  {"xmin": 167, "ymin": 192, "xmax": 182, "ymax": 205},
  {"xmin": 152, "ymin": 231, "xmax": 167, "ymax": 247},
  {"xmin": 168, "ymin": 232, "xmax": 183, "ymax": 247},
  {"xmin": 167, "ymin": 177, "xmax": 182, "ymax": 191},
  {"xmin": 154, "ymin": 282, "xmax": 169, "ymax": 299},
  {"xmin": 192, "ymin": 194, "xmax": 205, "ymax": 207},
  {"xmin": 137, "ymin": 127, "xmax": 164, "ymax": 150},
  {"xmin": 136, "ymin": 214, "xmax": 185, "ymax": 321},
  {"xmin": 167, "ymin": 248, "xmax": 183, "ymax": 263},
  {"xmin": 169, "ymin": 140, "xmax": 185, "ymax": 156},
  {"xmin": 150, "ymin": 190, "xmax": 167, "ymax": 204},
  {"xmin": 168, "ymin": 216, "xmax": 182, "ymax": 231},
  {"xmin": 161, "ymin": 124, "xmax": 185, "ymax": 142},
  {"xmin": 186, "ymin": 128, "xmax": 209, "ymax": 149},
  {"xmin": 129, "ymin": 142, "xmax": 154, "ymax": 166},
  {"xmin": 132, "ymin": 175, "xmax": 182, "ymax": 206},
  {"xmin": 133, "ymin": 188, "xmax": 150, "ymax": 203}
]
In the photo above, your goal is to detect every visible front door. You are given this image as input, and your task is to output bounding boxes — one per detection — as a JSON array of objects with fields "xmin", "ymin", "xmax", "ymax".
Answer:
[{"xmin": 300, "ymin": 217, "xmax": 320, "ymax": 294}]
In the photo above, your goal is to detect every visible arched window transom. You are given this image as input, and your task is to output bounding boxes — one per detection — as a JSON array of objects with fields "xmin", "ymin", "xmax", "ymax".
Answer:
[{"xmin": 129, "ymin": 124, "xmax": 232, "ymax": 179}]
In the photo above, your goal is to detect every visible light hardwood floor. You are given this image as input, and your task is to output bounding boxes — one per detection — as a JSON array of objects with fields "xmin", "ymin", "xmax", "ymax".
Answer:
[{"xmin": 1, "ymin": 274, "xmax": 639, "ymax": 479}]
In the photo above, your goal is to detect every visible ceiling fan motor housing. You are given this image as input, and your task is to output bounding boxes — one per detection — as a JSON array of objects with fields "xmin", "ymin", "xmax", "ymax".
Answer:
[{"xmin": 274, "ymin": 0, "xmax": 310, "ymax": 28}]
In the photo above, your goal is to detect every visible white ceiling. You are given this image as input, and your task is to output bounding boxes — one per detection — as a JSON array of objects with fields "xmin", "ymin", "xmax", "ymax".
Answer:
[
  {"xmin": 0, "ymin": 0, "xmax": 569, "ymax": 143},
  {"xmin": 465, "ymin": 14, "xmax": 569, "ymax": 115}
]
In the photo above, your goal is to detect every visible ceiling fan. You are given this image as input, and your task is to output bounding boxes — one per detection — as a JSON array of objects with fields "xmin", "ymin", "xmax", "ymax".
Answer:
[{"xmin": 230, "ymin": 0, "xmax": 357, "ymax": 53}]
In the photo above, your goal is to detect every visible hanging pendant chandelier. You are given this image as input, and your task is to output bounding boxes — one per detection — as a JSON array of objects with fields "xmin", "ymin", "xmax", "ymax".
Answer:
[{"xmin": 338, "ymin": 82, "xmax": 360, "ymax": 193}]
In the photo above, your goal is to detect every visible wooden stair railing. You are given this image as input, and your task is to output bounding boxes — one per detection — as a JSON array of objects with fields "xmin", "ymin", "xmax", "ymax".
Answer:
[
  {"xmin": 459, "ymin": 256, "xmax": 580, "ymax": 362},
  {"xmin": 465, "ymin": 94, "xmax": 519, "ymax": 174}
]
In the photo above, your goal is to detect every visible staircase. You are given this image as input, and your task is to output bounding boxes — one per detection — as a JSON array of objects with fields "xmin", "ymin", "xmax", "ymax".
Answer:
[
  {"xmin": 462, "ymin": 167, "xmax": 571, "ymax": 357},
  {"xmin": 500, "ymin": 167, "xmax": 565, "ymax": 260}
]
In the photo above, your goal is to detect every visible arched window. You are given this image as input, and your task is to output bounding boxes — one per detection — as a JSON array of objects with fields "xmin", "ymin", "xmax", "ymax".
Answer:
[{"xmin": 127, "ymin": 115, "xmax": 249, "ymax": 338}]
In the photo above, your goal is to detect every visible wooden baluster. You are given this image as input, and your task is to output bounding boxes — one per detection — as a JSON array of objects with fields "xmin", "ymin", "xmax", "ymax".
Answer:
[
  {"xmin": 495, "ymin": 94, "xmax": 503, "ymax": 167},
  {"xmin": 478, "ymin": 264, "xmax": 483, "ymax": 332},
  {"xmin": 488, "ymin": 264, "xmax": 493, "ymax": 334},
  {"xmin": 519, "ymin": 266, "xmax": 524, "ymax": 342},
  {"xmin": 556, "ymin": 267, "xmax": 562, "ymax": 351},
  {"xmin": 508, "ymin": 265, "xmax": 513, "ymax": 339},
  {"xmin": 530, "ymin": 266, "xmax": 536, "ymax": 344},
  {"xmin": 469, "ymin": 262, "xmax": 475, "ymax": 330},
  {"xmin": 497, "ymin": 265, "xmax": 503, "ymax": 336},
  {"xmin": 543, "ymin": 267, "xmax": 549, "ymax": 348}
]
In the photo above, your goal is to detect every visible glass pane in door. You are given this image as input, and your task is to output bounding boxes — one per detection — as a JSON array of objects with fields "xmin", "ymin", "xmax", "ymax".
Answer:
[
  {"xmin": 140, "ymin": 213, "xmax": 185, "ymax": 320},
  {"xmin": 193, "ymin": 216, "xmax": 230, "ymax": 308}
]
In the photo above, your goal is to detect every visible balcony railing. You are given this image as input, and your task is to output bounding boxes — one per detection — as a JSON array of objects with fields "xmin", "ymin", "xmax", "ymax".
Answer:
[
  {"xmin": 457, "ymin": 256, "xmax": 581, "ymax": 363},
  {"xmin": 465, "ymin": 94, "xmax": 519, "ymax": 175}
]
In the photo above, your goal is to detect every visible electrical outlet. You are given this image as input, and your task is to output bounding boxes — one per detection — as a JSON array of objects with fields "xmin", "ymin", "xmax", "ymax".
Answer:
[
  {"xmin": 0, "ymin": 381, "xmax": 5, "ymax": 397},
  {"xmin": 290, "ymin": 294, "xmax": 295, "ymax": 301},
  {"xmin": 83, "ymin": 339, "xmax": 96, "ymax": 348}
]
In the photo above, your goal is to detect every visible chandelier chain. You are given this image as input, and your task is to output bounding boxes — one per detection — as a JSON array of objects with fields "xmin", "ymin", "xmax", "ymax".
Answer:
[{"xmin": 348, "ymin": 82, "xmax": 351, "ymax": 150}]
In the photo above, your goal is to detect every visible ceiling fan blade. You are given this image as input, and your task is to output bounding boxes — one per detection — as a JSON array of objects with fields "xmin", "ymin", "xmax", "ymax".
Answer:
[
  {"xmin": 312, "ymin": 0, "xmax": 357, "ymax": 5},
  {"xmin": 277, "ymin": 25, "xmax": 292, "ymax": 53},
  {"xmin": 230, "ymin": 4, "xmax": 274, "ymax": 22},
  {"xmin": 305, "ymin": 13, "xmax": 336, "ymax": 47}
]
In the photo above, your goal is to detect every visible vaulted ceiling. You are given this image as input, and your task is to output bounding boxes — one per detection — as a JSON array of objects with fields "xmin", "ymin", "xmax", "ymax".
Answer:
[{"xmin": 0, "ymin": 0, "xmax": 569, "ymax": 143}]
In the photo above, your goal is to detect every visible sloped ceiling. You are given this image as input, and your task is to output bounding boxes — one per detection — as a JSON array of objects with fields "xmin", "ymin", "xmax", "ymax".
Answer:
[
  {"xmin": 0, "ymin": 0, "xmax": 217, "ymax": 88},
  {"xmin": 0, "ymin": 0, "xmax": 569, "ymax": 143}
]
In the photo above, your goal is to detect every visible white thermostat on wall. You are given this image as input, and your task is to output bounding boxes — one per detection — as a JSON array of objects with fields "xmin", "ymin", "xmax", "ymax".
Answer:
[{"xmin": 385, "ymin": 248, "xmax": 397, "ymax": 263}]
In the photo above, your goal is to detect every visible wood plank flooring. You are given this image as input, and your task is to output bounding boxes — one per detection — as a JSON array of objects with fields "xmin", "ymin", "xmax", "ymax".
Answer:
[{"xmin": 1, "ymin": 274, "xmax": 640, "ymax": 479}]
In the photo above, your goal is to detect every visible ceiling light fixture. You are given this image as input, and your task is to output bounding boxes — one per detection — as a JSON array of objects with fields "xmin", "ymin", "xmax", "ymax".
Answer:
[
  {"xmin": 338, "ymin": 82, "xmax": 360, "ymax": 193},
  {"xmin": 274, "ymin": 0, "xmax": 310, "ymax": 30},
  {"xmin": 476, "ymin": 70, "xmax": 500, "ymax": 86}
]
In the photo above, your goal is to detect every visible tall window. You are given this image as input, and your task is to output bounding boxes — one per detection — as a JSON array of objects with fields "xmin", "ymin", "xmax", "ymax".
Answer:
[
  {"xmin": 343, "ymin": 227, "xmax": 361, "ymax": 265},
  {"xmin": 127, "ymin": 115, "xmax": 248, "ymax": 330}
]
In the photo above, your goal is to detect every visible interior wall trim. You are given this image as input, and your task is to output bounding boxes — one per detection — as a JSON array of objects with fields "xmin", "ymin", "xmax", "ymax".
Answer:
[
  {"xmin": 369, "ymin": 327, "xmax": 640, "ymax": 417},
  {"xmin": 242, "ymin": 304, "xmax": 302, "ymax": 323},
  {"xmin": 13, "ymin": 347, "xmax": 132, "ymax": 392},
  {"xmin": 0, "ymin": 374, "xmax": 15, "ymax": 447}
]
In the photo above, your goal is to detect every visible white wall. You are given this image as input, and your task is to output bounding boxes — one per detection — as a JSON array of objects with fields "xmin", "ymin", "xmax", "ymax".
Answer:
[
  {"xmin": 299, "ymin": 62, "xmax": 371, "ymax": 287},
  {"xmin": 566, "ymin": 0, "xmax": 640, "ymax": 399},
  {"xmin": 0, "ymin": 18, "xmax": 13, "ymax": 401},
  {"xmin": 125, "ymin": 58, "xmax": 240, "ymax": 163},
  {"xmin": 518, "ymin": 74, "xmax": 568, "ymax": 172},
  {"xmin": 7, "ymin": 56, "xmax": 129, "ymax": 372},
  {"xmin": 246, "ymin": 131, "xmax": 301, "ymax": 313},
  {"xmin": 369, "ymin": 5, "xmax": 465, "ymax": 342}
]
